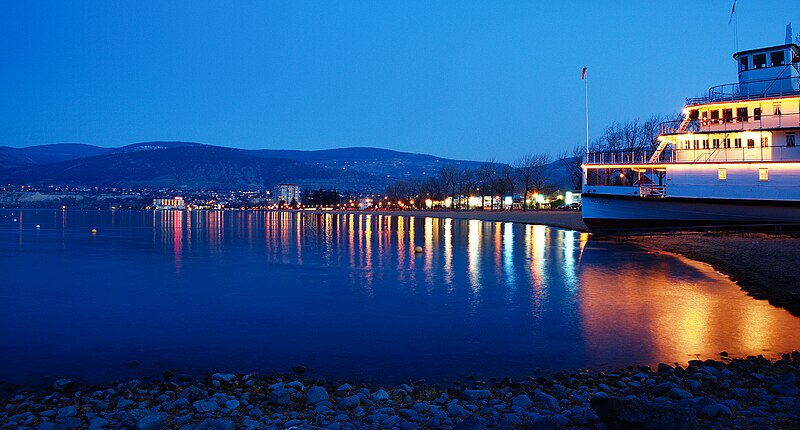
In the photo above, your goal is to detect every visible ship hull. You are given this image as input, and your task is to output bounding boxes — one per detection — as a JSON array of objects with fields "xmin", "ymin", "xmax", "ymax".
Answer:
[{"xmin": 582, "ymin": 193, "xmax": 800, "ymax": 232}]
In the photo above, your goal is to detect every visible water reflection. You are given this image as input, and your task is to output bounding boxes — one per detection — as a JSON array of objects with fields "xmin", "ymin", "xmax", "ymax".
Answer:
[{"xmin": 4, "ymin": 210, "xmax": 800, "ymax": 385}]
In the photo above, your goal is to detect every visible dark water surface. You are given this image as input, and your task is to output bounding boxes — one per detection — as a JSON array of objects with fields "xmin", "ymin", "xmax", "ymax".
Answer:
[{"xmin": 2, "ymin": 209, "xmax": 799, "ymax": 386}]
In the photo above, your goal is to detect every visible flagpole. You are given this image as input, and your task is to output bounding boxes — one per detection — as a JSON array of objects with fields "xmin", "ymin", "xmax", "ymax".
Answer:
[{"xmin": 584, "ymin": 67, "xmax": 589, "ymax": 162}]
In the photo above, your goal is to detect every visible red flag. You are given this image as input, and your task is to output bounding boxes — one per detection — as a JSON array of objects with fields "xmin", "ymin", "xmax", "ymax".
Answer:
[{"xmin": 581, "ymin": 66, "xmax": 587, "ymax": 80}]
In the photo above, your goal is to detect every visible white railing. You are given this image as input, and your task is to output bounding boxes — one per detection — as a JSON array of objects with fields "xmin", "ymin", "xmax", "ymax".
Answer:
[{"xmin": 585, "ymin": 145, "xmax": 800, "ymax": 165}]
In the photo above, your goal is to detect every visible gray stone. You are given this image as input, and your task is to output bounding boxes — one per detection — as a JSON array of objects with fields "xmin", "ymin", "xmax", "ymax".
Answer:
[
  {"xmin": 668, "ymin": 388, "xmax": 693, "ymax": 400},
  {"xmin": 212, "ymin": 373, "xmax": 236, "ymax": 383},
  {"xmin": 372, "ymin": 389, "xmax": 389, "ymax": 401},
  {"xmin": 117, "ymin": 398, "xmax": 135, "ymax": 409},
  {"xmin": 88, "ymin": 417, "xmax": 109, "ymax": 430},
  {"xmin": 590, "ymin": 396, "xmax": 697, "ymax": 430},
  {"xmin": 454, "ymin": 415, "xmax": 486, "ymax": 429},
  {"xmin": 534, "ymin": 390, "xmax": 558, "ymax": 408},
  {"xmin": 651, "ymin": 382, "xmax": 677, "ymax": 396},
  {"xmin": 53, "ymin": 379, "xmax": 75, "ymax": 392},
  {"xmin": 57, "ymin": 406, "xmax": 77, "ymax": 418},
  {"xmin": 307, "ymin": 386, "xmax": 330, "ymax": 405},
  {"xmin": 179, "ymin": 386, "xmax": 209, "ymax": 403},
  {"xmin": 337, "ymin": 395, "xmax": 360, "ymax": 410},
  {"xmin": 269, "ymin": 388, "xmax": 291, "ymax": 405},
  {"xmin": 336, "ymin": 383, "xmax": 352, "ymax": 392},
  {"xmin": 60, "ymin": 417, "xmax": 83, "ymax": 429},
  {"xmin": 695, "ymin": 397, "xmax": 719, "ymax": 419},
  {"xmin": 511, "ymin": 394, "xmax": 532, "ymax": 409},
  {"xmin": 462, "ymin": 389, "xmax": 491, "ymax": 401},
  {"xmin": 136, "ymin": 413, "xmax": 167, "ymax": 430},
  {"xmin": 447, "ymin": 403, "xmax": 469, "ymax": 418},
  {"xmin": 193, "ymin": 400, "xmax": 220, "ymax": 413},
  {"xmin": 224, "ymin": 399, "xmax": 240, "ymax": 410}
]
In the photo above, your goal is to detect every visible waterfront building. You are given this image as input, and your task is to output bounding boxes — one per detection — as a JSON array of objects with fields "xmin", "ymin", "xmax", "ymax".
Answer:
[
  {"xmin": 582, "ymin": 32, "xmax": 800, "ymax": 231},
  {"xmin": 153, "ymin": 196, "xmax": 185, "ymax": 210},
  {"xmin": 274, "ymin": 184, "xmax": 301, "ymax": 205}
]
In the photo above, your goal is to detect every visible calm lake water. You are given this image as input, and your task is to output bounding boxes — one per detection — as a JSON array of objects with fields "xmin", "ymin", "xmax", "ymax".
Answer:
[{"xmin": 2, "ymin": 209, "xmax": 800, "ymax": 386}]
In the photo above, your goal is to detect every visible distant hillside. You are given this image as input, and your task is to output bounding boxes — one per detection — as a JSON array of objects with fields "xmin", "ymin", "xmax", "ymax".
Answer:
[
  {"xmin": 0, "ymin": 144, "xmax": 109, "ymax": 168},
  {"xmin": 250, "ymin": 147, "xmax": 484, "ymax": 180},
  {"xmin": 0, "ymin": 142, "xmax": 494, "ymax": 191},
  {"xmin": 0, "ymin": 144, "xmax": 376, "ymax": 190}
]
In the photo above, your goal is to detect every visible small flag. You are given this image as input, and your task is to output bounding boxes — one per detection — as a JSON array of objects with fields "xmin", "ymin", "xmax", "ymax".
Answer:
[
  {"xmin": 728, "ymin": 0, "xmax": 736, "ymax": 25},
  {"xmin": 581, "ymin": 66, "xmax": 587, "ymax": 80}
]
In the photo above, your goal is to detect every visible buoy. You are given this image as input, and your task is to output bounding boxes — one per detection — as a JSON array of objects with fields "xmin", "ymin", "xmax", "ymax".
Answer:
[
  {"xmin": 414, "ymin": 245, "xmax": 423, "ymax": 253},
  {"xmin": 91, "ymin": 229, "xmax": 97, "ymax": 234}
]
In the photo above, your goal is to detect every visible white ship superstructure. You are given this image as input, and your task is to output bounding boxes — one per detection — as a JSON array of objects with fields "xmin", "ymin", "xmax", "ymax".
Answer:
[{"xmin": 582, "ymin": 38, "xmax": 800, "ymax": 232}]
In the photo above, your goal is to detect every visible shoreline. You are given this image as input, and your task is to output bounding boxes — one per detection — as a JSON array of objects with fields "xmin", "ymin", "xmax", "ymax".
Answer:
[
  {"xmin": 619, "ymin": 233, "xmax": 800, "ymax": 317},
  {"xmin": 3, "ymin": 353, "xmax": 799, "ymax": 429}
]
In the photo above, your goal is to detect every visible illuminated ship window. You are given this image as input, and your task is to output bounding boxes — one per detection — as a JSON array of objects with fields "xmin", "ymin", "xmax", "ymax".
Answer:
[
  {"xmin": 754, "ymin": 107, "xmax": 761, "ymax": 120},
  {"xmin": 711, "ymin": 110, "xmax": 720, "ymax": 124},
  {"xmin": 734, "ymin": 138, "xmax": 742, "ymax": 148},
  {"xmin": 771, "ymin": 51, "xmax": 785, "ymax": 67},
  {"xmin": 761, "ymin": 137, "xmax": 769, "ymax": 147},
  {"xmin": 747, "ymin": 138, "xmax": 755, "ymax": 148},
  {"xmin": 718, "ymin": 168, "xmax": 727, "ymax": 181},
  {"xmin": 759, "ymin": 168, "xmax": 768, "ymax": 181},
  {"xmin": 753, "ymin": 53, "xmax": 767, "ymax": 69},
  {"xmin": 723, "ymin": 109, "xmax": 733, "ymax": 123},
  {"xmin": 737, "ymin": 107, "xmax": 748, "ymax": 122},
  {"xmin": 702, "ymin": 139, "xmax": 709, "ymax": 149},
  {"xmin": 712, "ymin": 138, "xmax": 720, "ymax": 148}
]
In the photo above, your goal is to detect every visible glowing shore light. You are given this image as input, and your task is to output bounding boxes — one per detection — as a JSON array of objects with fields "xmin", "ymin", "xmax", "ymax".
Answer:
[
  {"xmin": 565, "ymin": 191, "xmax": 574, "ymax": 205},
  {"xmin": 425, "ymin": 198, "xmax": 433, "ymax": 208},
  {"xmin": 504, "ymin": 196, "xmax": 513, "ymax": 207},
  {"xmin": 536, "ymin": 194, "xmax": 545, "ymax": 204},
  {"xmin": 468, "ymin": 196, "xmax": 482, "ymax": 208}
]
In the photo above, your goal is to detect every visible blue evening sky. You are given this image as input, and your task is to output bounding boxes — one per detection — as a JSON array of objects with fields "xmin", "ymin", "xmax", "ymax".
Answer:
[{"xmin": 1, "ymin": 1, "xmax": 798, "ymax": 162}]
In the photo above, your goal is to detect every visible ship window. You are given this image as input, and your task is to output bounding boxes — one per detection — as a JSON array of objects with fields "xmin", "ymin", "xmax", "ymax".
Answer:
[
  {"xmin": 759, "ymin": 168, "xmax": 768, "ymax": 181},
  {"xmin": 754, "ymin": 107, "xmax": 761, "ymax": 120},
  {"xmin": 747, "ymin": 138, "xmax": 755, "ymax": 148},
  {"xmin": 771, "ymin": 51, "xmax": 785, "ymax": 67},
  {"xmin": 693, "ymin": 139, "xmax": 699, "ymax": 149},
  {"xmin": 761, "ymin": 137, "xmax": 769, "ymax": 147},
  {"xmin": 711, "ymin": 110, "xmax": 720, "ymax": 124},
  {"xmin": 689, "ymin": 109, "xmax": 699, "ymax": 120},
  {"xmin": 753, "ymin": 53, "xmax": 767, "ymax": 69},
  {"xmin": 702, "ymin": 139, "xmax": 709, "ymax": 149},
  {"xmin": 723, "ymin": 108, "xmax": 733, "ymax": 123},
  {"xmin": 734, "ymin": 138, "xmax": 742, "ymax": 148},
  {"xmin": 718, "ymin": 168, "xmax": 727, "ymax": 181},
  {"xmin": 725, "ymin": 138, "xmax": 731, "ymax": 148},
  {"xmin": 774, "ymin": 103, "xmax": 782, "ymax": 116},
  {"xmin": 740, "ymin": 56, "xmax": 749, "ymax": 71},
  {"xmin": 701, "ymin": 111, "xmax": 709, "ymax": 126},
  {"xmin": 788, "ymin": 133, "xmax": 796, "ymax": 147},
  {"xmin": 712, "ymin": 138, "xmax": 720, "ymax": 148},
  {"xmin": 737, "ymin": 107, "xmax": 748, "ymax": 122}
]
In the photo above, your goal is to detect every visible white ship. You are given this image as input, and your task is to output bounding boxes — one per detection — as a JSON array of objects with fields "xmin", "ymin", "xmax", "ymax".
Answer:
[{"xmin": 582, "ymin": 33, "xmax": 800, "ymax": 232}]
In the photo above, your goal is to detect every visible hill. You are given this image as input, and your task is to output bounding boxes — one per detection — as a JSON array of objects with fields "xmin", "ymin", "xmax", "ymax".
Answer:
[{"xmin": 0, "ymin": 144, "xmax": 109, "ymax": 169}]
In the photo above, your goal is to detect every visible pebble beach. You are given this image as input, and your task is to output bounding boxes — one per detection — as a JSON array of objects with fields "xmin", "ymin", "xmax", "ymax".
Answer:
[{"xmin": 3, "ymin": 353, "xmax": 800, "ymax": 429}]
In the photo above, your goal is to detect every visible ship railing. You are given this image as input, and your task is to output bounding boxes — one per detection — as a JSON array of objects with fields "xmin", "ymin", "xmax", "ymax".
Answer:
[
  {"xmin": 585, "ymin": 149, "xmax": 673, "ymax": 165},
  {"xmin": 686, "ymin": 76, "xmax": 800, "ymax": 105},
  {"xmin": 660, "ymin": 111, "xmax": 800, "ymax": 135},
  {"xmin": 585, "ymin": 144, "xmax": 800, "ymax": 164},
  {"xmin": 639, "ymin": 185, "xmax": 667, "ymax": 198}
]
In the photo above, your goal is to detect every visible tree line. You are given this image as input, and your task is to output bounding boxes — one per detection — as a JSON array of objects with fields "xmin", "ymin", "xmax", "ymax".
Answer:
[{"xmin": 384, "ymin": 113, "xmax": 675, "ymax": 210}]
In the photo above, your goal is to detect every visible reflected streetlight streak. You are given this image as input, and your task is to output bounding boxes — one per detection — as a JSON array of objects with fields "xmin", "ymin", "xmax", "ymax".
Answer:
[
  {"xmin": 443, "ymin": 218, "xmax": 454, "ymax": 290},
  {"xmin": 503, "ymin": 222, "xmax": 516, "ymax": 299},
  {"xmin": 467, "ymin": 219, "xmax": 482, "ymax": 296}
]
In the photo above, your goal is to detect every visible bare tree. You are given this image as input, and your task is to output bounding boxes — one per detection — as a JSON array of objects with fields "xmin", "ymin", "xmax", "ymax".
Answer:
[
  {"xmin": 498, "ymin": 165, "xmax": 519, "ymax": 211},
  {"xmin": 557, "ymin": 145, "xmax": 585, "ymax": 191},
  {"xmin": 476, "ymin": 160, "xmax": 498, "ymax": 211},
  {"xmin": 515, "ymin": 153, "xmax": 551, "ymax": 210},
  {"xmin": 438, "ymin": 165, "xmax": 459, "ymax": 210}
]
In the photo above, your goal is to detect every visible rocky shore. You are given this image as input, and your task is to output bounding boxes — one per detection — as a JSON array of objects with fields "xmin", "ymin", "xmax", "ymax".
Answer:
[{"xmin": 2, "ymin": 353, "xmax": 800, "ymax": 429}]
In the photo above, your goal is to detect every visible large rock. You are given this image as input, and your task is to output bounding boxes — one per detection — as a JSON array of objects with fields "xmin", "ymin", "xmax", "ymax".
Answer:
[
  {"xmin": 454, "ymin": 415, "xmax": 487, "ymax": 429},
  {"xmin": 269, "ymin": 388, "xmax": 291, "ymax": 405},
  {"xmin": 179, "ymin": 386, "xmax": 209, "ymax": 402},
  {"xmin": 337, "ymin": 395, "xmax": 361, "ymax": 410},
  {"xmin": 534, "ymin": 390, "xmax": 558, "ymax": 408},
  {"xmin": 462, "ymin": 389, "xmax": 491, "ymax": 401},
  {"xmin": 511, "ymin": 394, "xmax": 532, "ymax": 409},
  {"xmin": 136, "ymin": 413, "xmax": 167, "ymax": 430},
  {"xmin": 590, "ymin": 396, "xmax": 697, "ymax": 430},
  {"xmin": 307, "ymin": 386, "xmax": 330, "ymax": 405}
]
